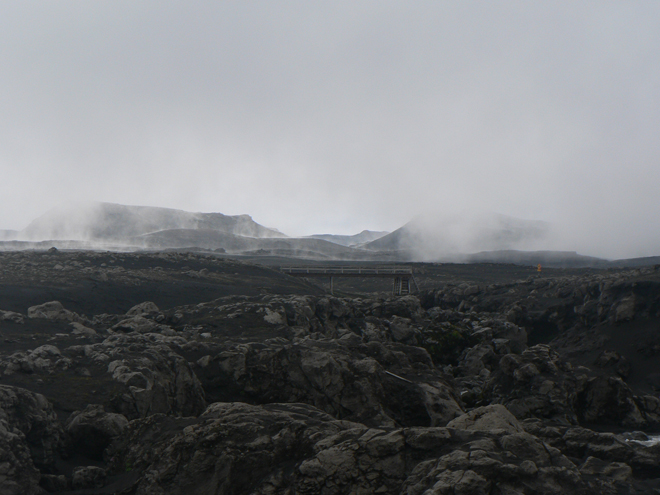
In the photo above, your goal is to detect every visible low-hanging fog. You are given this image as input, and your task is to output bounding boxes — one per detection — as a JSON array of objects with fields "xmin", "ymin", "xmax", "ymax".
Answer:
[{"xmin": 1, "ymin": 1, "xmax": 659, "ymax": 260}]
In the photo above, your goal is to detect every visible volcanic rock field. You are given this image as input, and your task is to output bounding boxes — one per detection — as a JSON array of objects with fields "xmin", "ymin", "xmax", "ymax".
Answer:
[{"xmin": 1, "ymin": 248, "xmax": 660, "ymax": 494}]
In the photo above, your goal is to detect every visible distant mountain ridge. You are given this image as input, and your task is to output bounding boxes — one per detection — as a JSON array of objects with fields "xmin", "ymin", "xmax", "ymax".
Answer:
[
  {"xmin": 463, "ymin": 250, "xmax": 608, "ymax": 268},
  {"xmin": 19, "ymin": 202, "xmax": 286, "ymax": 241},
  {"xmin": 135, "ymin": 229, "xmax": 382, "ymax": 260}
]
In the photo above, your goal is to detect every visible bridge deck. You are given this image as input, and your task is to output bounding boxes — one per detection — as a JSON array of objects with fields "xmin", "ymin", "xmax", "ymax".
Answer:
[{"xmin": 280, "ymin": 266, "xmax": 413, "ymax": 278}]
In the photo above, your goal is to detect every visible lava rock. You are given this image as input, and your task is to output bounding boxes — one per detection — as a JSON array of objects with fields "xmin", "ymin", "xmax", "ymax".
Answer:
[{"xmin": 65, "ymin": 404, "xmax": 129, "ymax": 460}]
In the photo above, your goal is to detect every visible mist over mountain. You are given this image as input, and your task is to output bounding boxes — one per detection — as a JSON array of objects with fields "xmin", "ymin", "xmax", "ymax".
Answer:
[
  {"xmin": 15, "ymin": 205, "xmax": 552, "ymax": 262},
  {"xmin": 363, "ymin": 212, "xmax": 551, "ymax": 261},
  {"xmin": 7, "ymin": 202, "xmax": 657, "ymax": 267},
  {"xmin": 306, "ymin": 230, "xmax": 389, "ymax": 247},
  {"xmin": 18, "ymin": 202, "xmax": 286, "ymax": 242},
  {"xmin": 0, "ymin": 230, "xmax": 18, "ymax": 241}
]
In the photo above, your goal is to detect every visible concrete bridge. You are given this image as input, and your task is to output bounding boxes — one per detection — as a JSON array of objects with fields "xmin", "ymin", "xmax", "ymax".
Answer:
[{"xmin": 280, "ymin": 265, "xmax": 419, "ymax": 295}]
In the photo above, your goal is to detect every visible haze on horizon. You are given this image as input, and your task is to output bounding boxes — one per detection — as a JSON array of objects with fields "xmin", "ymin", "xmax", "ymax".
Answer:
[{"xmin": 1, "ymin": 1, "xmax": 659, "ymax": 260}]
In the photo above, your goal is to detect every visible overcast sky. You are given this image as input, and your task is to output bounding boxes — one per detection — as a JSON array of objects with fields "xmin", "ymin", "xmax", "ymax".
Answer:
[{"xmin": 1, "ymin": 1, "xmax": 659, "ymax": 258}]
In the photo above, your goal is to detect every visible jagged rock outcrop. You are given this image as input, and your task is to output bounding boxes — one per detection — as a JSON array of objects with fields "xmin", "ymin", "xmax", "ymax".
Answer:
[
  {"xmin": 0, "ymin": 334, "xmax": 206, "ymax": 420},
  {"xmin": 0, "ymin": 421, "xmax": 44, "ymax": 495},
  {"xmin": 0, "ymin": 385, "xmax": 65, "ymax": 494},
  {"xmin": 195, "ymin": 337, "xmax": 463, "ymax": 427},
  {"xmin": 422, "ymin": 266, "xmax": 660, "ymax": 343},
  {"xmin": 82, "ymin": 334, "xmax": 207, "ymax": 419},
  {"xmin": 480, "ymin": 344, "xmax": 655, "ymax": 429},
  {"xmin": 2, "ymin": 250, "xmax": 660, "ymax": 493},
  {"xmin": 0, "ymin": 385, "xmax": 65, "ymax": 470},
  {"xmin": 106, "ymin": 401, "xmax": 592, "ymax": 495}
]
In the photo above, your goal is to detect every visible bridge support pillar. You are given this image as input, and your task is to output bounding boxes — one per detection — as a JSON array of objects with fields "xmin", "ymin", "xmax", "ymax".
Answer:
[{"xmin": 393, "ymin": 277, "xmax": 410, "ymax": 296}]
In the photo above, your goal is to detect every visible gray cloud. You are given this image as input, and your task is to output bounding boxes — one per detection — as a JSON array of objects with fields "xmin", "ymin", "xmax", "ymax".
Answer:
[{"xmin": 1, "ymin": 1, "xmax": 659, "ymax": 258}]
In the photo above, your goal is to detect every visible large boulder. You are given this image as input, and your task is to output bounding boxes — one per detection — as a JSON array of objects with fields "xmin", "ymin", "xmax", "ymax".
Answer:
[
  {"xmin": 446, "ymin": 404, "xmax": 524, "ymax": 434},
  {"xmin": 576, "ymin": 376, "xmax": 646, "ymax": 428},
  {"xmin": 111, "ymin": 316, "xmax": 165, "ymax": 334},
  {"xmin": 71, "ymin": 465, "xmax": 107, "ymax": 490},
  {"xmin": 65, "ymin": 404, "xmax": 129, "ymax": 459},
  {"xmin": 126, "ymin": 301, "xmax": 160, "ymax": 316},
  {"xmin": 27, "ymin": 301, "xmax": 86, "ymax": 323},
  {"xmin": 0, "ymin": 310, "xmax": 24, "ymax": 324},
  {"xmin": 0, "ymin": 345, "xmax": 72, "ymax": 375}
]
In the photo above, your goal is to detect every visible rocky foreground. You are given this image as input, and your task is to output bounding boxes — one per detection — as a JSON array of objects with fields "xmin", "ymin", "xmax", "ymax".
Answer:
[{"xmin": 0, "ymin": 251, "xmax": 660, "ymax": 494}]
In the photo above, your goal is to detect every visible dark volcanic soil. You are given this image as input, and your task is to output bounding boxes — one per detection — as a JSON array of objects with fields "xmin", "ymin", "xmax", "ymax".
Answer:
[{"xmin": 0, "ymin": 250, "xmax": 323, "ymax": 315}]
